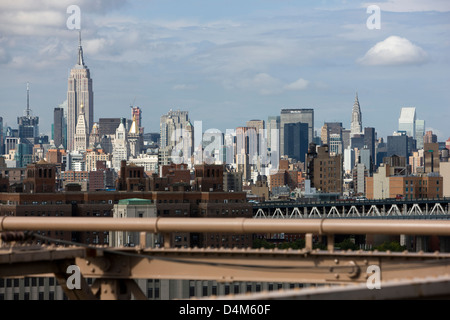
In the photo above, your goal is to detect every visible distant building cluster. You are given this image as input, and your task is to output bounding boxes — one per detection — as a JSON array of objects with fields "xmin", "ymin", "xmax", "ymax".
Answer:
[
  {"xmin": 0, "ymin": 35, "xmax": 449, "ymax": 203},
  {"xmin": 1, "ymin": 30, "xmax": 450, "ymax": 302}
]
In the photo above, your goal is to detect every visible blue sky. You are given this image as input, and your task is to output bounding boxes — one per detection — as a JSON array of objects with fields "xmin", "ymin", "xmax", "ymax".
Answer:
[{"xmin": 0, "ymin": 0, "xmax": 449, "ymax": 141}]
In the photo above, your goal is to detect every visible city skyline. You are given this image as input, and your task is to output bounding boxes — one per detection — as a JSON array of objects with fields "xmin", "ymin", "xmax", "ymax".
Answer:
[{"xmin": 0, "ymin": 0, "xmax": 449, "ymax": 141}]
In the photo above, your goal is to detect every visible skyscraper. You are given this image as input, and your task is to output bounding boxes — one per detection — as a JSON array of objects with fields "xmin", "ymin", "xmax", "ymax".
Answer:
[
  {"xmin": 415, "ymin": 119, "xmax": 425, "ymax": 149},
  {"xmin": 67, "ymin": 32, "xmax": 93, "ymax": 151},
  {"xmin": 159, "ymin": 110, "xmax": 193, "ymax": 165},
  {"xmin": 160, "ymin": 110, "xmax": 191, "ymax": 149},
  {"xmin": 280, "ymin": 109, "xmax": 313, "ymax": 156},
  {"xmin": 17, "ymin": 83, "xmax": 39, "ymax": 145},
  {"xmin": 53, "ymin": 107, "xmax": 66, "ymax": 149},
  {"xmin": 283, "ymin": 122, "xmax": 308, "ymax": 162},
  {"xmin": 267, "ymin": 115, "xmax": 280, "ymax": 152},
  {"xmin": 364, "ymin": 127, "xmax": 376, "ymax": 167},
  {"xmin": 398, "ymin": 107, "xmax": 416, "ymax": 139},
  {"xmin": 350, "ymin": 93, "xmax": 362, "ymax": 137}
]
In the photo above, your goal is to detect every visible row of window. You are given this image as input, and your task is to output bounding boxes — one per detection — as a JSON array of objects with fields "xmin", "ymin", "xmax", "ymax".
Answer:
[
  {"xmin": 0, "ymin": 277, "xmax": 56, "ymax": 288},
  {"xmin": 0, "ymin": 292, "xmax": 60, "ymax": 300},
  {"xmin": 405, "ymin": 187, "xmax": 440, "ymax": 193},
  {"xmin": 188, "ymin": 282, "xmax": 304, "ymax": 297}
]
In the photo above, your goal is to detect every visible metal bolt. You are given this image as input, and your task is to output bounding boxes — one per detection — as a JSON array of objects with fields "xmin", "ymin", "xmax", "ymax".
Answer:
[
  {"xmin": 334, "ymin": 274, "xmax": 339, "ymax": 279},
  {"xmin": 334, "ymin": 259, "xmax": 339, "ymax": 264}
]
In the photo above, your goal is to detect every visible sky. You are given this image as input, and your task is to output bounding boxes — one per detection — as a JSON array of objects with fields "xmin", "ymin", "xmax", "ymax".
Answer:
[{"xmin": 0, "ymin": 0, "xmax": 449, "ymax": 142}]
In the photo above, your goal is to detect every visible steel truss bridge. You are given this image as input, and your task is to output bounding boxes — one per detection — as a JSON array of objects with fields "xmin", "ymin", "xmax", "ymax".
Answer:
[
  {"xmin": 2, "ymin": 216, "xmax": 450, "ymax": 300},
  {"xmin": 253, "ymin": 198, "xmax": 450, "ymax": 219}
]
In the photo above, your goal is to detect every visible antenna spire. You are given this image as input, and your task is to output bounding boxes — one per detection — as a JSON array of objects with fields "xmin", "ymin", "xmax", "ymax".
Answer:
[{"xmin": 77, "ymin": 30, "xmax": 85, "ymax": 66}]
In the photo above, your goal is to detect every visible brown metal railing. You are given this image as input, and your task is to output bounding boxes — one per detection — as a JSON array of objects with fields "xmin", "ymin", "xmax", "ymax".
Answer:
[{"xmin": 2, "ymin": 216, "xmax": 450, "ymax": 235}]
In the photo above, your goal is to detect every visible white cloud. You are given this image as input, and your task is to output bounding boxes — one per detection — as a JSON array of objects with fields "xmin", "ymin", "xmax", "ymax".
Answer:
[
  {"xmin": 358, "ymin": 36, "xmax": 428, "ymax": 66},
  {"xmin": 285, "ymin": 78, "xmax": 309, "ymax": 91}
]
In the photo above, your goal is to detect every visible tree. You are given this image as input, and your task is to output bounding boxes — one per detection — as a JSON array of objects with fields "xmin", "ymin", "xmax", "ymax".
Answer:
[
  {"xmin": 374, "ymin": 241, "xmax": 407, "ymax": 252},
  {"xmin": 335, "ymin": 238, "xmax": 359, "ymax": 250}
]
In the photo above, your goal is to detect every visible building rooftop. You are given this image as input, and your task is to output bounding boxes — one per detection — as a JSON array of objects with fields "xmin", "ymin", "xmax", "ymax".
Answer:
[{"xmin": 118, "ymin": 198, "xmax": 153, "ymax": 205}]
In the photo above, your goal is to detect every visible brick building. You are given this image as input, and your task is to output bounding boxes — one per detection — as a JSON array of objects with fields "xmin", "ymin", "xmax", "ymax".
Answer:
[
  {"xmin": 0, "ymin": 189, "xmax": 252, "ymax": 248},
  {"xmin": 23, "ymin": 160, "xmax": 57, "ymax": 193},
  {"xmin": 193, "ymin": 164, "xmax": 224, "ymax": 192},
  {"xmin": 366, "ymin": 163, "xmax": 443, "ymax": 200},
  {"xmin": 306, "ymin": 144, "xmax": 343, "ymax": 193}
]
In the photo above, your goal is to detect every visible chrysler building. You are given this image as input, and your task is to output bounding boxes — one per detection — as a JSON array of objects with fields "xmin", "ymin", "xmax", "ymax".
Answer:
[{"xmin": 350, "ymin": 92, "xmax": 362, "ymax": 137}]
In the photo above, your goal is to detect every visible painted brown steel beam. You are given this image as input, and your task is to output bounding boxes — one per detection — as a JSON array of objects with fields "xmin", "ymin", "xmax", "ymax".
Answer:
[
  {"xmin": 2, "ymin": 245, "xmax": 450, "ymax": 287},
  {"xmin": 202, "ymin": 275, "xmax": 450, "ymax": 300},
  {"xmin": 3, "ymin": 216, "xmax": 450, "ymax": 236}
]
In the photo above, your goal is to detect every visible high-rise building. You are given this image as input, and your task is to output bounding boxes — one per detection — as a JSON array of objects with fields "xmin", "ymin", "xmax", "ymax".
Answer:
[
  {"xmin": 112, "ymin": 119, "xmax": 129, "ymax": 170},
  {"xmin": 415, "ymin": 119, "xmax": 425, "ymax": 149},
  {"xmin": 17, "ymin": 83, "xmax": 39, "ymax": 145},
  {"xmin": 128, "ymin": 115, "xmax": 142, "ymax": 158},
  {"xmin": 159, "ymin": 110, "xmax": 193, "ymax": 166},
  {"xmin": 424, "ymin": 131, "xmax": 438, "ymax": 144},
  {"xmin": 267, "ymin": 116, "xmax": 280, "ymax": 157},
  {"xmin": 246, "ymin": 119, "xmax": 265, "ymax": 155},
  {"xmin": 423, "ymin": 143, "xmax": 440, "ymax": 174},
  {"xmin": 329, "ymin": 133, "xmax": 343, "ymax": 155},
  {"xmin": 53, "ymin": 107, "xmax": 66, "ymax": 149},
  {"xmin": 99, "ymin": 118, "xmax": 123, "ymax": 136},
  {"xmin": 283, "ymin": 122, "xmax": 308, "ymax": 162},
  {"xmin": 280, "ymin": 109, "xmax": 313, "ymax": 156},
  {"xmin": 387, "ymin": 133, "xmax": 409, "ymax": 159},
  {"xmin": 350, "ymin": 93, "xmax": 362, "ymax": 137},
  {"xmin": 398, "ymin": 107, "xmax": 416, "ymax": 139},
  {"xmin": 306, "ymin": 144, "xmax": 342, "ymax": 193},
  {"xmin": 364, "ymin": 127, "xmax": 376, "ymax": 168},
  {"xmin": 67, "ymin": 32, "xmax": 94, "ymax": 151},
  {"xmin": 343, "ymin": 146, "xmax": 355, "ymax": 174},
  {"xmin": 321, "ymin": 122, "xmax": 343, "ymax": 146},
  {"xmin": 160, "ymin": 110, "xmax": 191, "ymax": 149},
  {"xmin": 89, "ymin": 123, "xmax": 100, "ymax": 148}
]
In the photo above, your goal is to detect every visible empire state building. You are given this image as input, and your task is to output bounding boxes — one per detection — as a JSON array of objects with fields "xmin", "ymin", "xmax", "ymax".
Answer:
[{"xmin": 67, "ymin": 32, "xmax": 93, "ymax": 151}]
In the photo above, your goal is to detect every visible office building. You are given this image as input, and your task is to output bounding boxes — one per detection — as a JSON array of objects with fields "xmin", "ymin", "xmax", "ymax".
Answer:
[
  {"xmin": 387, "ymin": 133, "xmax": 409, "ymax": 159},
  {"xmin": 424, "ymin": 131, "xmax": 438, "ymax": 144},
  {"xmin": 283, "ymin": 122, "xmax": 308, "ymax": 162},
  {"xmin": 398, "ymin": 107, "xmax": 416, "ymax": 139},
  {"xmin": 350, "ymin": 93, "xmax": 362, "ymax": 137},
  {"xmin": 267, "ymin": 116, "xmax": 280, "ymax": 151},
  {"xmin": 306, "ymin": 144, "xmax": 343, "ymax": 193},
  {"xmin": 415, "ymin": 119, "xmax": 425, "ymax": 150},
  {"xmin": 280, "ymin": 109, "xmax": 313, "ymax": 156},
  {"xmin": 67, "ymin": 32, "xmax": 94, "ymax": 151},
  {"xmin": 53, "ymin": 107, "xmax": 66, "ymax": 149}
]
